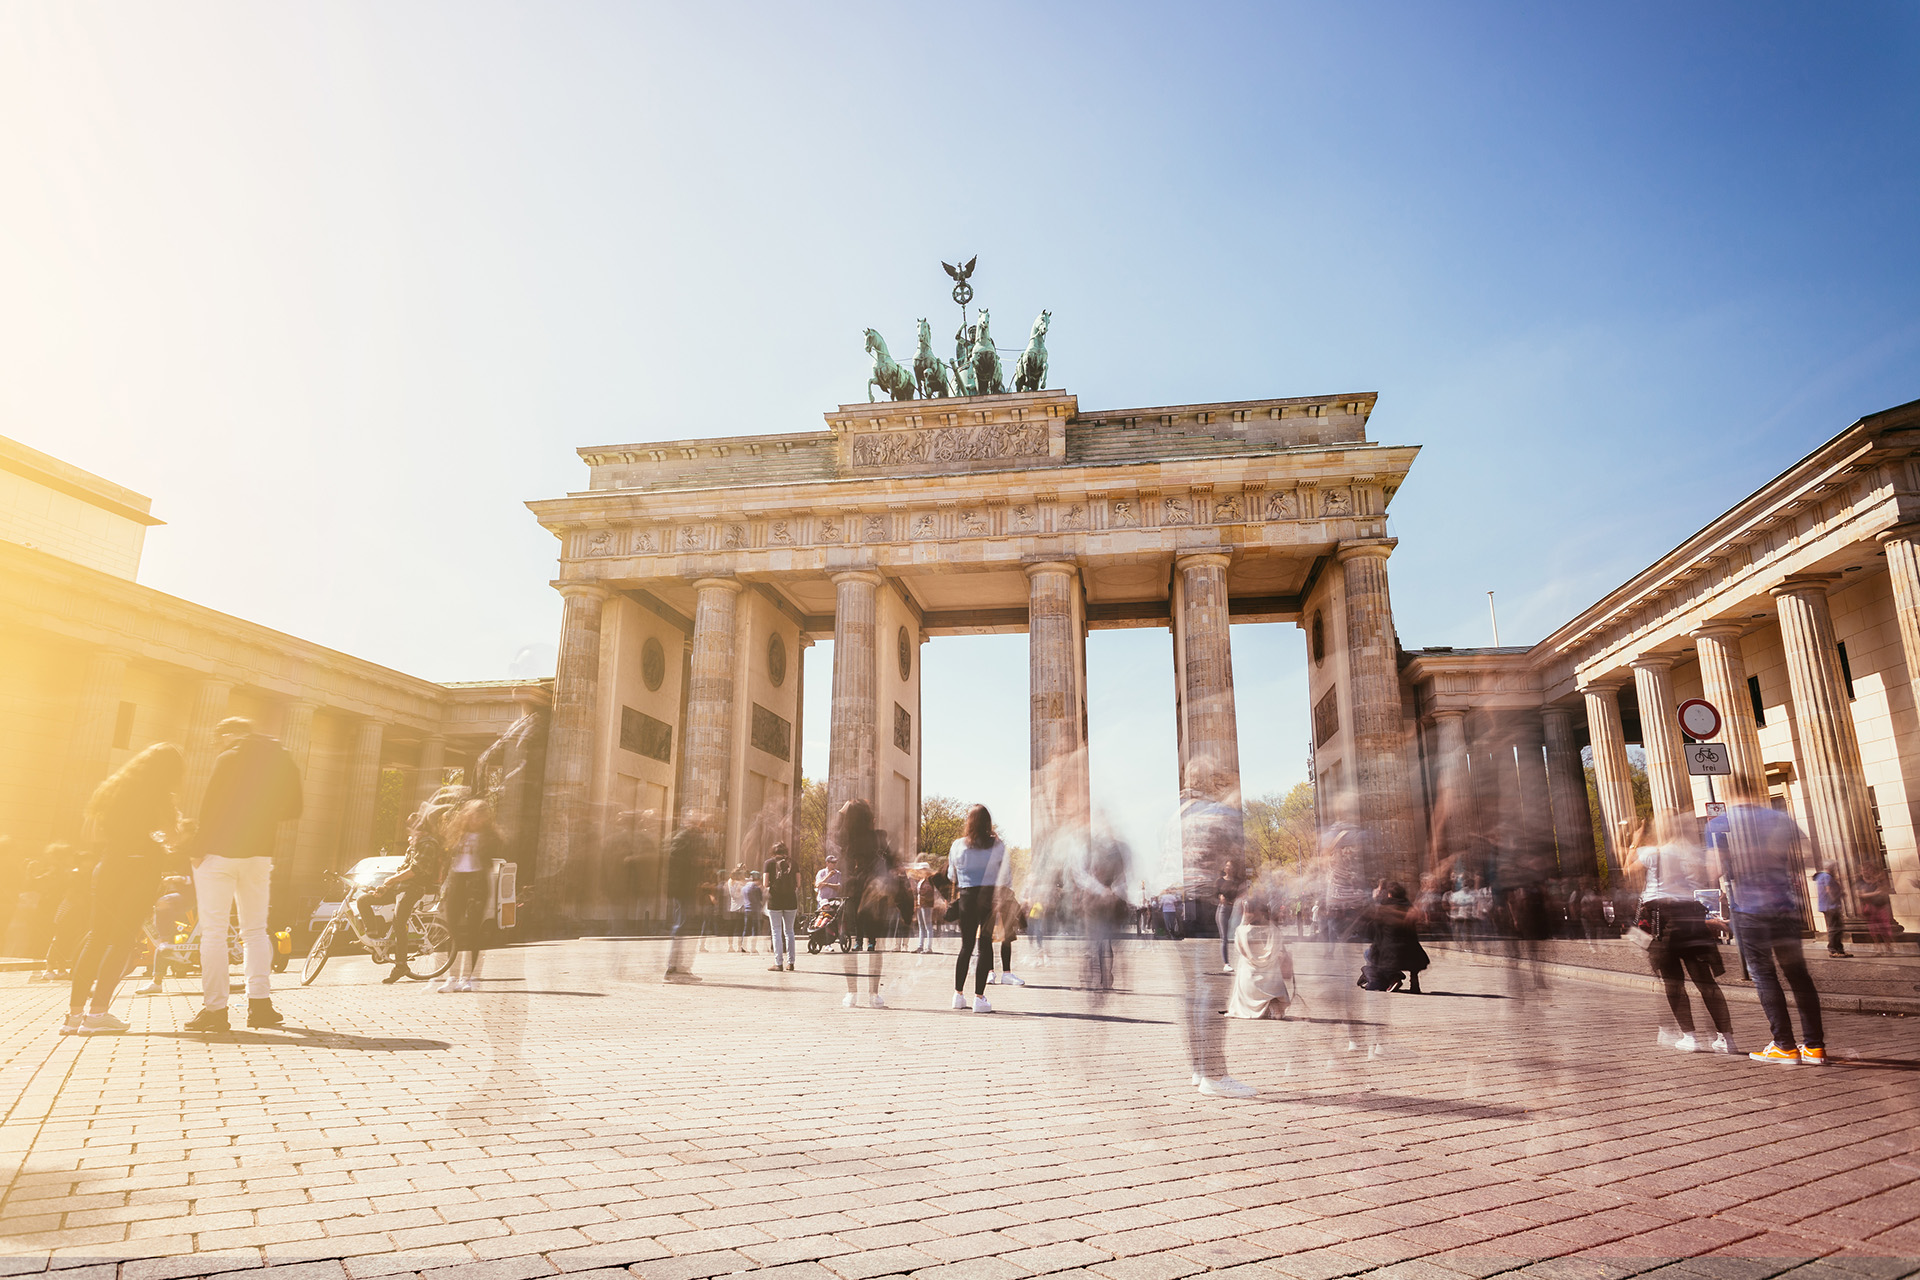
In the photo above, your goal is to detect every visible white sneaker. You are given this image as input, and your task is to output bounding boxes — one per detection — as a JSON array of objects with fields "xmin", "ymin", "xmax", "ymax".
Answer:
[
  {"xmin": 1198, "ymin": 1076, "xmax": 1256, "ymax": 1098},
  {"xmin": 1673, "ymin": 1033, "xmax": 1699, "ymax": 1053},
  {"xmin": 842, "ymin": 993, "xmax": 857, "ymax": 1008},
  {"xmin": 1711, "ymin": 1033, "xmax": 1735, "ymax": 1055},
  {"xmin": 59, "ymin": 1012, "xmax": 84, "ymax": 1035},
  {"xmin": 1001, "ymin": 973, "xmax": 1025, "ymax": 987},
  {"xmin": 1656, "ymin": 1027, "xmax": 1677, "ymax": 1048},
  {"xmin": 868, "ymin": 994, "xmax": 886, "ymax": 1009},
  {"xmin": 951, "ymin": 993, "xmax": 968, "ymax": 1010},
  {"xmin": 136, "ymin": 982, "xmax": 163, "ymax": 995},
  {"xmin": 28, "ymin": 971, "xmax": 51, "ymax": 983},
  {"xmin": 1222, "ymin": 964, "xmax": 1234, "ymax": 974},
  {"xmin": 79, "ymin": 1012, "xmax": 128, "ymax": 1035},
  {"xmin": 972, "ymin": 996, "xmax": 993, "ymax": 1013},
  {"xmin": 987, "ymin": 972, "xmax": 1000, "ymax": 985},
  {"xmin": 457, "ymin": 978, "xmax": 476, "ymax": 992},
  {"xmin": 430, "ymin": 979, "xmax": 451, "ymax": 993}
]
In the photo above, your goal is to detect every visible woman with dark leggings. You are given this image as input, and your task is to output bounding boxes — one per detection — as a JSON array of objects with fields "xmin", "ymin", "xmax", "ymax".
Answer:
[
  {"xmin": 949, "ymin": 805, "xmax": 1009, "ymax": 1013},
  {"xmin": 1631, "ymin": 816, "xmax": 1735, "ymax": 1054},
  {"xmin": 63, "ymin": 743, "xmax": 184, "ymax": 1036}
]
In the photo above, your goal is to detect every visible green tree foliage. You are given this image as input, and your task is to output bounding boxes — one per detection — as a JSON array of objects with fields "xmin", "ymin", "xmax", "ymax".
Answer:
[
  {"xmin": 794, "ymin": 776, "xmax": 829, "ymax": 890},
  {"xmin": 918, "ymin": 794, "xmax": 967, "ymax": 861},
  {"xmin": 1241, "ymin": 781, "xmax": 1317, "ymax": 870},
  {"xmin": 1582, "ymin": 747, "xmax": 1652, "ymax": 885},
  {"xmin": 372, "ymin": 767, "xmax": 406, "ymax": 854}
]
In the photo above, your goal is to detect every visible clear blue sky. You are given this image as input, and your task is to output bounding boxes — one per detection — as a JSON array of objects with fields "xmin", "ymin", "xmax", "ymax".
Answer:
[{"xmin": 4, "ymin": 3, "xmax": 1917, "ymax": 855}]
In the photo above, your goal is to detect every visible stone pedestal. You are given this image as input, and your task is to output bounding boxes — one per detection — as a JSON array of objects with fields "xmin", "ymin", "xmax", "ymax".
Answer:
[
  {"xmin": 683, "ymin": 577, "xmax": 743, "ymax": 824},
  {"xmin": 1338, "ymin": 540, "xmax": 1412, "ymax": 883},
  {"xmin": 537, "ymin": 583, "xmax": 610, "ymax": 875},
  {"xmin": 1583, "ymin": 681, "xmax": 1635, "ymax": 874},
  {"xmin": 1541, "ymin": 706, "xmax": 1596, "ymax": 875},
  {"xmin": 1027, "ymin": 561, "xmax": 1090, "ymax": 861},
  {"xmin": 181, "ymin": 677, "xmax": 234, "ymax": 816},
  {"xmin": 339, "ymin": 719, "xmax": 385, "ymax": 864},
  {"xmin": 1631, "ymin": 657, "xmax": 1690, "ymax": 821},
  {"xmin": 62, "ymin": 649, "xmax": 127, "ymax": 838},
  {"xmin": 1771, "ymin": 576, "xmax": 1878, "ymax": 916},
  {"xmin": 827, "ymin": 570, "xmax": 881, "ymax": 819},
  {"xmin": 1690, "ymin": 624, "xmax": 1765, "ymax": 800}
]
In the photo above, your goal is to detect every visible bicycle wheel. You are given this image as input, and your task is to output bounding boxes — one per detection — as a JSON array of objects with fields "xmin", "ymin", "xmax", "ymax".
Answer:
[
  {"xmin": 300, "ymin": 918, "xmax": 340, "ymax": 985},
  {"xmin": 404, "ymin": 908, "xmax": 453, "ymax": 980}
]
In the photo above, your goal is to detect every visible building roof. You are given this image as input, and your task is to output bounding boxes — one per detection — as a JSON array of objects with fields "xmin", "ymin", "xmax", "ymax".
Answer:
[{"xmin": 0, "ymin": 435, "xmax": 165, "ymax": 526}]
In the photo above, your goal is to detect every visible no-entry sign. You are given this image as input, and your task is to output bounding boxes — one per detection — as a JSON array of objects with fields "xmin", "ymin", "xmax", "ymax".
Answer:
[{"xmin": 1677, "ymin": 698, "xmax": 1721, "ymax": 741}]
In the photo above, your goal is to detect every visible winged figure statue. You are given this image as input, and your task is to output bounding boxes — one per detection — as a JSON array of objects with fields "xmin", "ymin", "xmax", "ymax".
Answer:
[{"xmin": 942, "ymin": 256, "xmax": 977, "ymax": 285}]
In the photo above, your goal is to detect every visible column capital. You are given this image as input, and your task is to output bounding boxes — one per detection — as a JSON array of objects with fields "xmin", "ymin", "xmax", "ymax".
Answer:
[
  {"xmin": 554, "ymin": 581, "xmax": 610, "ymax": 603},
  {"xmin": 1629, "ymin": 653, "xmax": 1676, "ymax": 673},
  {"xmin": 1876, "ymin": 522, "xmax": 1920, "ymax": 546},
  {"xmin": 1173, "ymin": 551, "xmax": 1231, "ymax": 572},
  {"xmin": 1689, "ymin": 621, "xmax": 1746, "ymax": 642},
  {"xmin": 830, "ymin": 569, "xmax": 883, "ymax": 588},
  {"xmin": 1429, "ymin": 707, "xmax": 1468, "ymax": 724},
  {"xmin": 1540, "ymin": 704, "xmax": 1574, "ymax": 726},
  {"xmin": 1770, "ymin": 573, "xmax": 1839, "ymax": 599},
  {"xmin": 691, "ymin": 576, "xmax": 744, "ymax": 595},
  {"xmin": 1578, "ymin": 678, "xmax": 1626, "ymax": 695},
  {"xmin": 1022, "ymin": 559, "xmax": 1079, "ymax": 580},
  {"xmin": 1334, "ymin": 537, "xmax": 1397, "ymax": 564}
]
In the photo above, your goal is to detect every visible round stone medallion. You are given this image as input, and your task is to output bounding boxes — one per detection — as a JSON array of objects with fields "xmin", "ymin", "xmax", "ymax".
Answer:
[
  {"xmin": 641, "ymin": 636, "xmax": 666, "ymax": 692},
  {"xmin": 1310, "ymin": 611, "xmax": 1326, "ymax": 668},
  {"xmin": 768, "ymin": 632, "xmax": 787, "ymax": 688},
  {"xmin": 897, "ymin": 625, "xmax": 912, "ymax": 681}
]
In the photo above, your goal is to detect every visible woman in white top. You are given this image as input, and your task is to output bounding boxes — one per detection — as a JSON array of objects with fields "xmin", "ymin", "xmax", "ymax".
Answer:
[
  {"xmin": 1629, "ymin": 815, "xmax": 1735, "ymax": 1054},
  {"xmin": 948, "ymin": 805, "xmax": 1009, "ymax": 1012}
]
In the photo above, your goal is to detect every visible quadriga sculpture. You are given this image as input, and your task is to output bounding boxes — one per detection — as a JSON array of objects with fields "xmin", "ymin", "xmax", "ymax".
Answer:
[
  {"xmin": 1013, "ymin": 309, "xmax": 1050, "ymax": 393},
  {"xmin": 914, "ymin": 319, "xmax": 953, "ymax": 399},
  {"xmin": 864, "ymin": 328, "xmax": 916, "ymax": 402},
  {"xmin": 970, "ymin": 308, "xmax": 1006, "ymax": 396}
]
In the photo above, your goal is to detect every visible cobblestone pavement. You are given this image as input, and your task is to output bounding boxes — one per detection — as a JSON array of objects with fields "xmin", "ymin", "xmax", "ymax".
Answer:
[{"xmin": 1, "ymin": 938, "xmax": 1915, "ymax": 1280}]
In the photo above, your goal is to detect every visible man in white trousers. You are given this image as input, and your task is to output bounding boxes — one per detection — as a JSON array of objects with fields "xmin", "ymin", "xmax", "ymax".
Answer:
[{"xmin": 185, "ymin": 718, "xmax": 303, "ymax": 1033}]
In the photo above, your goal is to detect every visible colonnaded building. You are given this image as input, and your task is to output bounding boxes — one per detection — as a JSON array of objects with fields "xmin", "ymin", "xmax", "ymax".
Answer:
[{"xmin": 5, "ymin": 388, "xmax": 1919, "ymax": 941}]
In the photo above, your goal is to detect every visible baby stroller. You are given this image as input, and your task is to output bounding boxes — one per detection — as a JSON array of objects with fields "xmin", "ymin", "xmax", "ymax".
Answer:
[{"xmin": 805, "ymin": 898, "xmax": 852, "ymax": 953}]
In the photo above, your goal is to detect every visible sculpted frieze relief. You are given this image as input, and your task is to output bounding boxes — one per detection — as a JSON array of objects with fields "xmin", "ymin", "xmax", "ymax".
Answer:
[
  {"xmin": 1213, "ymin": 494, "xmax": 1240, "ymax": 523},
  {"xmin": 1163, "ymin": 497, "xmax": 1193, "ymax": 526},
  {"xmin": 1111, "ymin": 498, "xmax": 1139, "ymax": 528},
  {"xmin": 1321, "ymin": 488, "xmax": 1352, "ymax": 517},
  {"xmin": 848, "ymin": 420, "xmax": 1049, "ymax": 470},
  {"xmin": 863, "ymin": 514, "xmax": 887, "ymax": 542},
  {"xmin": 912, "ymin": 512, "xmax": 936, "ymax": 539},
  {"xmin": 1265, "ymin": 490, "xmax": 1298, "ymax": 521},
  {"xmin": 1060, "ymin": 503, "xmax": 1087, "ymax": 530}
]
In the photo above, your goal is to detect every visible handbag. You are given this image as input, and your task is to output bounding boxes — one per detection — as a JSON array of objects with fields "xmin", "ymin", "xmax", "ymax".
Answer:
[{"xmin": 1624, "ymin": 923, "xmax": 1654, "ymax": 950}]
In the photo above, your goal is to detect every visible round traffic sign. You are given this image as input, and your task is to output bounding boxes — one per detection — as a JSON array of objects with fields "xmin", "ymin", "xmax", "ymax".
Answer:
[{"xmin": 1677, "ymin": 698, "xmax": 1721, "ymax": 741}]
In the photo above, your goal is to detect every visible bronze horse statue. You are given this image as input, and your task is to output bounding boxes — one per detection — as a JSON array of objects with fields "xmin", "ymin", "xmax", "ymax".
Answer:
[
  {"xmin": 970, "ymin": 308, "xmax": 1006, "ymax": 396},
  {"xmin": 1013, "ymin": 309, "xmax": 1050, "ymax": 393},
  {"xmin": 914, "ymin": 319, "xmax": 954, "ymax": 399},
  {"xmin": 865, "ymin": 328, "xmax": 916, "ymax": 402}
]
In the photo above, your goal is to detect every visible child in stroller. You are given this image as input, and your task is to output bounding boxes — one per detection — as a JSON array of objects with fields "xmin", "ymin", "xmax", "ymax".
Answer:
[{"xmin": 805, "ymin": 897, "xmax": 851, "ymax": 953}]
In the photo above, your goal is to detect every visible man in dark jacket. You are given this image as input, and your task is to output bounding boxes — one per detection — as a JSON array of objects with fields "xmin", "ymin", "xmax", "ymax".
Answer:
[{"xmin": 185, "ymin": 718, "xmax": 303, "ymax": 1032}]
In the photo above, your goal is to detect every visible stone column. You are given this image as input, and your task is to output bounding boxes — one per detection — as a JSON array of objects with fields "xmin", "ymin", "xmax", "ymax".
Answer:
[
  {"xmin": 1541, "ymin": 706, "xmax": 1595, "ymax": 874},
  {"xmin": 1631, "ymin": 656, "xmax": 1691, "ymax": 821},
  {"xmin": 1173, "ymin": 552, "xmax": 1241, "ymax": 791},
  {"xmin": 1513, "ymin": 711, "xmax": 1554, "ymax": 850},
  {"xmin": 1429, "ymin": 709, "xmax": 1471, "ymax": 854},
  {"xmin": 61, "ymin": 649, "xmax": 128, "ymax": 838},
  {"xmin": 537, "ymin": 583, "xmax": 610, "ymax": 876},
  {"xmin": 1772, "ymin": 576, "xmax": 1877, "ymax": 915},
  {"xmin": 181, "ymin": 677, "xmax": 233, "ymax": 816},
  {"xmin": 826, "ymin": 570, "xmax": 881, "ymax": 818},
  {"xmin": 1027, "ymin": 561, "xmax": 1090, "ymax": 859},
  {"xmin": 683, "ymin": 577, "xmax": 743, "ymax": 827},
  {"xmin": 274, "ymin": 700, "xmax": 318, "ymax": 865},
  {"xmin": 338, "ymin": 719, "xmax": 385, "ymax": 864},
  {"xmin": 414, "ymin": 735, "xmax": 447, "ymax": 807},
  {"xmin": 1582, "ymin": 681, "xmax": 1635, "ymax": 874},
  {"xmin": 1338, "ymin": 540, "xmax": 1413, "ymax": 883},
  {"xmin": 1876, "ymin": 524, "xmax": 1920, "ymax": 695},
  {"xmin": 1691, "ymin": 624, "xmax": 1765, "ymax": 800}
]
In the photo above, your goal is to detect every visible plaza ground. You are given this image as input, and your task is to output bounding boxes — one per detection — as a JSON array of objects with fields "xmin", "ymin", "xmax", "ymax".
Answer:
[{"xmin": 0, "ymin": 938, "xmax": 1915, "ymax": 1280}]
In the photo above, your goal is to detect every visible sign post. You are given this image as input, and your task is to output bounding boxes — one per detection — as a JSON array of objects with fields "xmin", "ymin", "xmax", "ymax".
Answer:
[{"xmin": 1677, "ymin": 699, "xmax": 1728, "ymax": 811}]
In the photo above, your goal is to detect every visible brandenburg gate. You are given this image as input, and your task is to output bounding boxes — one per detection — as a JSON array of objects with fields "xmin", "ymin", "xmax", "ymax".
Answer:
[{"xmin": 526, "ymin": 385, "xmax": 1422, "ymax": 883}]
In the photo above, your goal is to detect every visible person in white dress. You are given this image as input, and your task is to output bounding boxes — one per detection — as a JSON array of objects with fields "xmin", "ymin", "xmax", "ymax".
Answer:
[{"xmin": 1225, "ymin": 898, "xmax": 1293, "ymax": 1020}]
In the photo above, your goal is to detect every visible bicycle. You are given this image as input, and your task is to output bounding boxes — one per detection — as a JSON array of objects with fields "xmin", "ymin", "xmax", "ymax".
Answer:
[{"xmin": 300, "ymin": 869, "xmax": 451, "ymax": 985}]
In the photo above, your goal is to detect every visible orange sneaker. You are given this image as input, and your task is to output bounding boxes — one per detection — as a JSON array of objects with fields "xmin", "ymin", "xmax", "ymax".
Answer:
[
  {"xmin": 1749, "ymin": 1042, "xmax": 1801, "ymax": 1064},
  {"xmin": 1799, "ymin": 1046, "xmax": 1827, "ymax": 1065}
]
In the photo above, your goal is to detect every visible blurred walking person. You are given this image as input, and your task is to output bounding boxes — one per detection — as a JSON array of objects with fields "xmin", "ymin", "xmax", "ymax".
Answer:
[
  {"xmin": 1811, "ymin": 865, "xmax": 1850, "ymax": 957},
  {"xmin": 1215, "ymin": 861, "xmax": 1246, "ymax": 974},
  {"xmin": 1627, "ymin": 816, "xmax": 1734, "ymax": 1053},
  {"xmin": 1714, "ymin": 786, "xmax": 1827, "ymax": 1064},
  {"xmin": 184, "ymin": 718, "xmax": 303, "ymax": 1033},
  {"xmin": 740, "ymin": 871, "xmax": 764, "ymax": 952},
  {"xmin": 63, "ymin": 744, "xmax": 185, "ymax": 1036},
  {"xmin": 1172, "ymin": 760, "xmax": 1255, "ymax": 1097},
  {"xmin": 836, "ymin": 799, "xmax": 894, "ymax": 1008},
  {"xmin": 912, "ymin": 867, "xmax": 939, "ymax": 953},
  {"xmin": 664, "ymin": 814, "xmax": 710, "ymax": 981},
  {"xmin": 763, "ymin": 843, "xmax": 798, "ymax": 971},
  {"xmin": 436, "ymin": 797, "xmax": 500, "ymax": 992}
]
